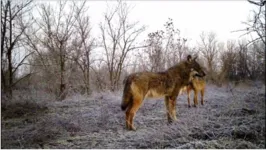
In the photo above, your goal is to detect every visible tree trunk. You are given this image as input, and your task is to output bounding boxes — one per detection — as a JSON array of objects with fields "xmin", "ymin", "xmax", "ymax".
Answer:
[
  {"xmin": 7, "ymin": 1, "xmax": 13, "ymax": 98},
  {"xmin": 86, "ymin": 69, "xmax": 90, "ymax": 95},
  {"xmin": 109, "ymin": 70, "xmax": 115, "ymax": 92},
  {"xmin": 7, "ymin": 49, "xmax": 13, "ymax": 98},
  {"xmin": 86, "ymin": 52, "xmax": 90, "ymax": 95},
  {"xmin": 59, "ymin": 52, "xmax": 66, "ymax": 100}
]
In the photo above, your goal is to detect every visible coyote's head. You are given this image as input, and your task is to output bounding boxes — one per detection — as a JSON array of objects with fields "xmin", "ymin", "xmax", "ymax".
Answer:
[
  {"xmin": 189, "ymin": 68, "xmax": 200, "ymax": 81},
  {"xmin": 186, "ymin": 55, "xmax": 206, "ymax": 77}
]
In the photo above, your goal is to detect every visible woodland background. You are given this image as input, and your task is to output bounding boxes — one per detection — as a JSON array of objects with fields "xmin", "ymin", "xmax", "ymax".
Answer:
[{"xmin": 1, "ymin": 0, "xmax": 265, "ymax": 148}]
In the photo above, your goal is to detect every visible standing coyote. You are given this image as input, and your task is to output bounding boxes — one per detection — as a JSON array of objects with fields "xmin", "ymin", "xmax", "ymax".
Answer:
[
  {"xmin": 121, "ymin": 55, "xmax": 206, "ymax": 130},
  {"xmin": 180, "ymin": 77, "xmax": 206, "ymax": 107}
]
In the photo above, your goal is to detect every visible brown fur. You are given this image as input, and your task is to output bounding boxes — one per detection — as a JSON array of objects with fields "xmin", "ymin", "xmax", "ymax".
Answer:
[
  {"xmin": 180, "ymin": 77, "xmax": 206, "ymax": 107},
  {"xmin": 121, "ymin": 55, "xmax": 206, "ymax": 130}
]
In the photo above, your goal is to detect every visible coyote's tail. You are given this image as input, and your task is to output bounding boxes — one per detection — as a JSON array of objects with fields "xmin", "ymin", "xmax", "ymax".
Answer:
[{"xmin": 121, "ymin": 77, "xmax": 133, "ymax": 111}]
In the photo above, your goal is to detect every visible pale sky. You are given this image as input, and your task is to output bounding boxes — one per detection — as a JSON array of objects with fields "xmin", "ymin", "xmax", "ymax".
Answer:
[{"xmin": 86, "ymin": 1, "xmax": 259, "ymax": 46}]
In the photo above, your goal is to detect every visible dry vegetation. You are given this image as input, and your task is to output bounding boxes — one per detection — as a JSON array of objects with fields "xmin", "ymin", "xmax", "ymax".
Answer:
[
  {"xmin": 2, "ymin": 82, "xmax": 265, "ymax": 149},
  {"xmin": 1, "ymin": 0, "xmax": 265, "ymax": 149}
]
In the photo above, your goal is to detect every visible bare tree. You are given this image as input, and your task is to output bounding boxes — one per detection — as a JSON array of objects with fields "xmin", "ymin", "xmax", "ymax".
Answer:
[
  {"xmin": 236, "ymin": 0, "xmax": 265, "ymax": 46},
  {"xmin": 247, "ymin": 42, "xmax": 263, "ymax": 79},
  {"xmin": 1, "ymin": 0, "xmax": 34, "ymax": 98},
  {"xmin": 219, "ymin": 40, "xmax": 238, "ymax": 82},
  {"xmin": 99, "ymin": 1, "xmax": 146, "ymax": 91},
  {"xmin": 90, "ymin": 61, "xmax": 109, "ymax": 92},
  {"xmin": 24, "ymin": 1, "xmax": 87, "ymax": 100},
  {"xmin": 70, "ymin": 1, "xmax": 95, "ymax": 95},
  {"xmin": 248, "ymin": 41, "xmax": 265, "ymax": 80},
  {"xmin": 198, "ymin": 31, "xmax": 219, "ymax": 82},
  {"xmin": 140, "ymin": 18, "xmax": 186, "ymax": 72},
  {"xmin": 144, "ymin": 30, "xmax": 165, "ymax": 72},
  {"xmin": 236, "ymin": 40, "xmax": 251, "ymax": 80},
  {"xmin": 163, "ymin": 18, "xmax": 188, "ymax": 67},
  {"xmin": 219, "ymin": 39, "xmax": 264, "ymax": 83}
]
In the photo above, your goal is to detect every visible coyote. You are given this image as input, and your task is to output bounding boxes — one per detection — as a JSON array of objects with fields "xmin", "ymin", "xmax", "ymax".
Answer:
[
  {"xmin": 180, "ymin": 77, "xmax": 206, "ymax": 107},
  {"xmin": 121, "ymin": 55, "xmax": 206, "ymax": 130}
]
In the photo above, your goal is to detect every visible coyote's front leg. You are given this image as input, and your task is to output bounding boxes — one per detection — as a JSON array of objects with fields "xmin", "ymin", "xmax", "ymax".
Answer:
[{"xmin": 165, "ymin": 96, "xmax": 177, "ymax": 123}]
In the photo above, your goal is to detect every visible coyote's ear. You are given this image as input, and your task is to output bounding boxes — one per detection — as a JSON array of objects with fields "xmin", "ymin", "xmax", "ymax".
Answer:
[{"xmin": 187, "ymin": 55, "xmax": 192, "ymax": 62}]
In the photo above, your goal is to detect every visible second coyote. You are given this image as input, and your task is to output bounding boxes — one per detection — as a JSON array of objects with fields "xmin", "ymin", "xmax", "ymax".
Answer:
[{"xmin": 180, "ymin": 77, "xmax": 206, "ymax": 107}]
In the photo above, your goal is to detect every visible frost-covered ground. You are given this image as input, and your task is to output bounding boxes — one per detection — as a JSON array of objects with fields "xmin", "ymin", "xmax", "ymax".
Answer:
[{"xmin": 1, "ymin": 83, "xmax": 265, "ymax": 148}]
